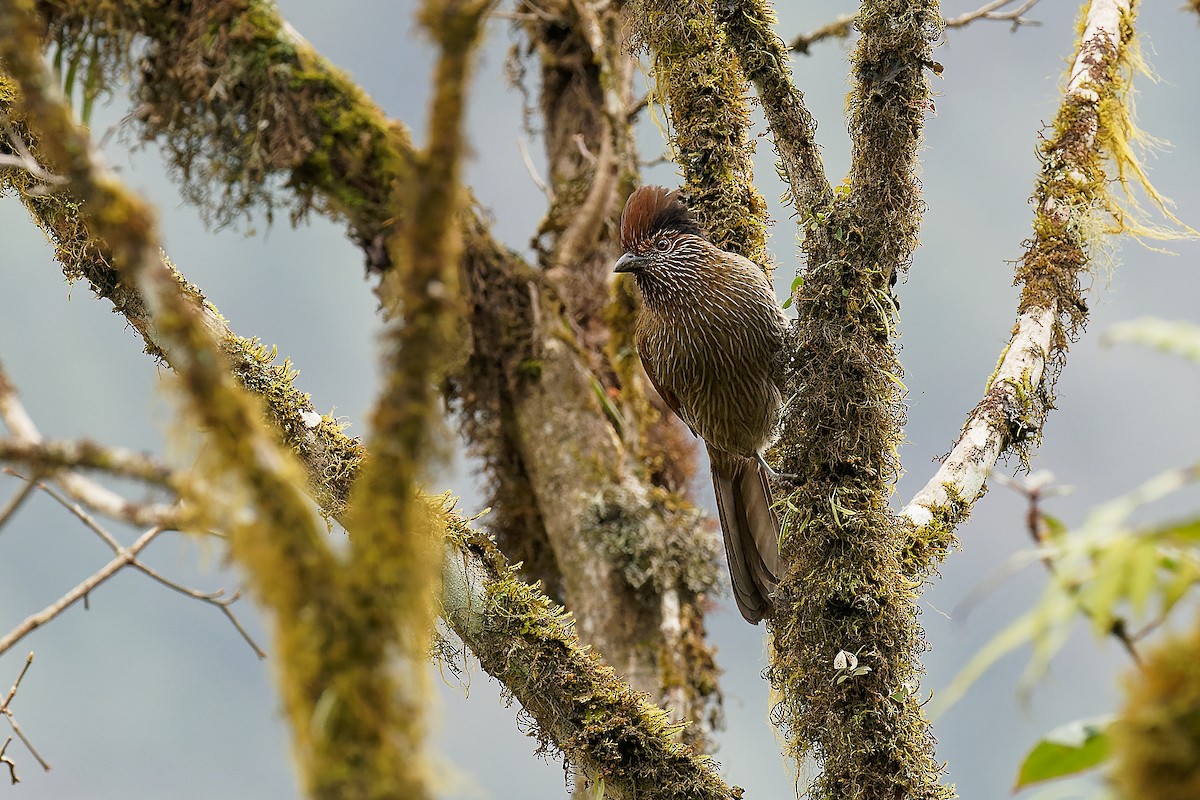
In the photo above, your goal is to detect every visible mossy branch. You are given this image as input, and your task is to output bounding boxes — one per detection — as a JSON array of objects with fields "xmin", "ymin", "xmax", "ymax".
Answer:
[
  {"xmin": 1, "ymin": 104, "xmax": 365, "ymax": 515},
  {"xmin": 0, "ymin": 3, "xmax": 379, "ymax": 796},
  {"xmin": 625, "ymin": 0, "xmax": 769, "ymax": 264},
  {"xmin": 35, "ymin": 0, "xmax": 415, "ymax": 259},
  {"xmin": 844, "ymin": 0, "xmax": 942, "ymax": 289},
  {"xmin": 442, "ymin": 518, "xmax": 738, "ymax": 800},
  {"xmin": 713, "ymin": 0, "xmax": 832, "ymax": 216},
  {"xmin": 766, "ymin": 1, "xmax": 946, "ymax": 796},
  {"xmin": 340, "ymin": 1, "xmax": 493, "ymax": 798},
  {"xmin": 904, "ymin": 0, "xmax": 1144, "ymax": 537}
]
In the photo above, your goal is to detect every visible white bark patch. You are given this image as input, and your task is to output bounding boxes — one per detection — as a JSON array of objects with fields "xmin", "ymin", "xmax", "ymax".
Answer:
[
  {"xmin": 440, "ymin": 540, "xmax": 492, "ymax": 640},
  {"xmin": 1067, "ymin": 0, "xmax": 1130, "ymax": 99},
  {"xmin": 903, "ymin": 307, "xmax": 1055, "ymax": 526}
]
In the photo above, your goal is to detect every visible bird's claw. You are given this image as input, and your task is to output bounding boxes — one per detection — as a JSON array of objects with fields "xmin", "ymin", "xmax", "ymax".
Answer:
[{"xmin": 756, "ymin": 452, "xmax": 802, "ymax": 484}]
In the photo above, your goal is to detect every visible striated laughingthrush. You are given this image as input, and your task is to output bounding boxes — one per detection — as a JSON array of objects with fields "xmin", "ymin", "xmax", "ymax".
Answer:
[{"xmin": 615, "ymin": 186, "xmax": 787, "ymax": 624}]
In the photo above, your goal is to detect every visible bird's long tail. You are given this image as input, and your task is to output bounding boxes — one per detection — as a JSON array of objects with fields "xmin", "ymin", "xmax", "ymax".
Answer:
[{"xmin": 708, "ymin": 447, "xmax": 781, "ymax": 624}]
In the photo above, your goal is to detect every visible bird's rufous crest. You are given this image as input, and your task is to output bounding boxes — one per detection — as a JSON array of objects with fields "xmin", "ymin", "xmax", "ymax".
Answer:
[{"xmin": 619, "ymin": 186, "xmax": 702, "ymax": 252}]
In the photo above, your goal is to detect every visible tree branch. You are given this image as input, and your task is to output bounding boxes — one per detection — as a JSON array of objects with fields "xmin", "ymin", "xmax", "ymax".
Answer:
[
  {"xmin": 8, "ymin": 474, "xmax": 264, "ymax": 658},
  {"xmin": 844, "ymin": 0, "xmax": 942, "ymax": 289},
  {"xmin": 441, "ymin": 520, "xmax": 737, "ymax": 800},
  {"xmin": 0, "ymin": 654, "xmax": 49, "ymax": 779},
  {"xmin": 626, "ymin": 0, "xmax": 770, "ymax": 263},
  {"xmin": 0, "ymin": 437, "xmax": 176, "ymax": 488},
  {"xmin": 904, "ymin": 0, "xmax": 1138, "ymax": 534},
  {"xmin": 943, "ymin": 0, "xmax": 1042, "ymax": 29},
  {"xmin": 0, "ymin": 5, "xmax": 406, "ymax": 797},
  {"xmin": 348, "ymin": 1, "xmax": 495, "ymax": 797},
  {"xmin": 0, "ymin": 526, "xmax": 165, "ymax": 656},
  {"xmin": 789, "ymin": 1, "xmax": 1043, "ymax": 55},
  {"xmin": 0, "ymin": 362, "xmax": 181, "ymax": 529},
  {"xmin": 715, "ymin": 0, "xmax": 833, "ymax": 216},
  {"xmin": 788, "ymin": 13, "xmax": 856, "ymax": 56},
  {"xmin": 768, "ymin": 0, "xmax": 946, "ymax": 795}
]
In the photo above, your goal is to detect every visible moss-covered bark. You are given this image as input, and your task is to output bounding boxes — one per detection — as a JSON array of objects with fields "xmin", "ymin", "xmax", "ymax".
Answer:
[
  {"xmin": 4, "ymin": 0, "xmax": 732, "ymax": 783},
  {"xmin": 1111, "ymin": 617, "xmax": 1200, "ymax": 800},
  {"xmin": 768, "ymin": 1, "xmax": 949, "ymax": 798},
  {"xmin": 442, "ymin": 518, "xmax": 739, "ymax": 800},
  {"xmin": 714, "ymin": 0, "xmax": 832, "ymax": 216},
  {"xmin": 3, "ymin": 2, "xmax": 478, "ymax": 795},
  {"xmin": 1010, "ymin": 1, "xmax": 1141, "ymax": 461},
  {"xmin": 38, "ymin": 0, "xmax": 413, "ymax": 256},
  {"xmin": 626, "ymin": 0, "xmax": 769, "ymax": 265},
  {"xmin": 500, "ymin": 0, "xmax": 724, "ymax": 747}
]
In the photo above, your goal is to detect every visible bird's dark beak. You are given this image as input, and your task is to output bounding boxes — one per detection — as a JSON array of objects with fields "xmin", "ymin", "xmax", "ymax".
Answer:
[{"xmin": 614, "ymin": 252, "xmax": 645, "ymax": 273}]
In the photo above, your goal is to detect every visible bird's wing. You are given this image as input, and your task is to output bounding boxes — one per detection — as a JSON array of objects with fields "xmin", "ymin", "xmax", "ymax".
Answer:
[{"xmin": 636, "ymin": 338, "xmax": 696, "ymax": 436}]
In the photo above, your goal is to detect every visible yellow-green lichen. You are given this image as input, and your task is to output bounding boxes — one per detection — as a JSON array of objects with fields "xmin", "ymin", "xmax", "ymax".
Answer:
[
  {"xmin": 445, "ymin": 518, "xmax": 735, "ymax": 800},
  {"xmin": 625, "ymin": 0, "xmax": 770, "ymax": 265},
  {"xmin": 767, "ymin": 0, "xmax": 949, "ymax": 797},
  {"xmin": 1111, "ymin": 619, "xmax": 1200, "ymax": 800}
]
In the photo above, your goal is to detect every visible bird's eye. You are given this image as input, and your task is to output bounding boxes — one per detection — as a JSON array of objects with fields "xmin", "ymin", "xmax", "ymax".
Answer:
[{"xmin": 654, "ymin": 237, "xmax": 670, "ymax": 252}]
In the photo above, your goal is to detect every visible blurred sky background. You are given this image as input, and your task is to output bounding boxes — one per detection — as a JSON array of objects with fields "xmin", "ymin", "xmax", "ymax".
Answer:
[{"xmin": 2, "ymin": 1, "xmax": 1199, "ymax": 798}]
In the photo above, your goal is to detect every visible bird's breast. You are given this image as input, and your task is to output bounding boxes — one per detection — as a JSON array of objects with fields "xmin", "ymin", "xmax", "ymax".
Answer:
[{"xmin": 638, "ymin": 288, "xmax": 784, "ymax": 457}]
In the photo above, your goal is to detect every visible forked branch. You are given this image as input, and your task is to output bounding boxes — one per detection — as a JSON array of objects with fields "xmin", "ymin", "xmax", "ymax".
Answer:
[{"xmin": 1, "ymin": 653, "xmax": 50, "ymax": 781}]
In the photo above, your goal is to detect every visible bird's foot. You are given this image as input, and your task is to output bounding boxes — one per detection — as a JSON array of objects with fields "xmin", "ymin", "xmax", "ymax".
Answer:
[{"xmin": 755, "ymin": 452, "xmax": 802, "ymax": 484}]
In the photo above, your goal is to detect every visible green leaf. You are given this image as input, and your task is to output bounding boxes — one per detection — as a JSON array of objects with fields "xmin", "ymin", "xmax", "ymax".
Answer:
[
  {"xmin": 1123, "ymin": 539, "xmax": 1161, "ymax": 618},
  {"xmin": 1080, "ymin": 540, "xmax": 1133, "ymax": 634},
  {"xmin": 783, "ymin": 273, "xmax": 804, "ymax": 309},
  {"xmin": 1014, "ymin": 715, "xmax": 1115, "ymax": 790}
]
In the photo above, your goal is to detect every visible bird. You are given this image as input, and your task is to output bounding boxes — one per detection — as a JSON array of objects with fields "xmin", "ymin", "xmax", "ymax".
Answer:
[{"xmin": 614, "ymin": 185, "xmax": 787, "ymax": 624}]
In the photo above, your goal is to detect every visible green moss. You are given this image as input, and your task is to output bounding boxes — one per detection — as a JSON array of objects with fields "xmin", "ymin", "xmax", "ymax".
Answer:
[
  {"xmin": 766, "ymin": 1, "xmax": 949, "ymax": 796},
  {"xmin": 712, "ymin": 0, "xmax": 832, "ymax": 215},
  {"xmin": 39, "ymin": 0, "xmax": 415, "ymax": 251},
  {"xmin": 1111, "ymin": 621, "xmax": 1200, "ymax": 800},
  {"xmin": 441, "ymin": 514, "xmax": 734, "ymax": 799},
  {"xmin": 901, "ymin": 490, "xmax": 966, "ymax": 576},
  {"xmin": 626, "ymin": 0, "xmax": 769, "ymax": 265},
  {"xmin": 1009, "ymin": 0, "xmax": 1165, "ymax": 473},
  {"xmin": 222, "ymin": 334, "xmax": 365, "ymax": 516}
]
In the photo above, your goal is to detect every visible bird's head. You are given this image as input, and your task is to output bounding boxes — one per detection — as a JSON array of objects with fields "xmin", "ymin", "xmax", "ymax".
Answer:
[{"xmin": 614, "ymin": 186, "xmax": 705, "ymax": 279}]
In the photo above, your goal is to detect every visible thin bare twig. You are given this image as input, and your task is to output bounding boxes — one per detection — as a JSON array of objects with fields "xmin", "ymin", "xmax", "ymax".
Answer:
[
  {"xmin": 0, "ymin": 655, "xmax": 32, "ymax": 715},
  {"xmin": 790, "ymin": 0, "xmax": 1042, "ymax": 54},
  {"xmin": 0, "ymin": 479, "xmax": 38, "ymax": 531},
  {"xmin": 0, "ymin": 736, "xmax": 17, "ymax": 784},
  {"xmin": 0, "ymin": 363, "xmax": 180, "ymax": 528},
  {"xmin": 0, "ymin": 528, "xmax": 166, "ymax": 657},
  {"xmin": 789, "ymin": 13, "xmax": 856, "ymax": 55},
  {"xmin": 944, "ymin": 0, "xmax": 1042, "ymax": 29},
  {"xmin": 1, "ymin": 653, "xmax": 50, "ymax": 775},
  {"xmin": 18, "ymin": 480, "xmax": 266, "ymax": 659}
]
